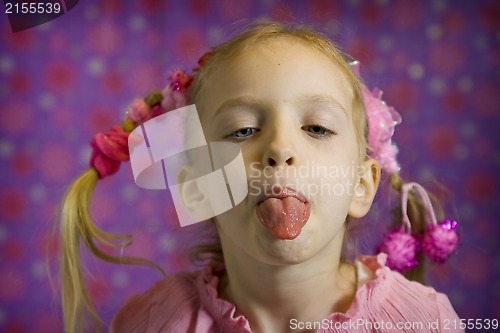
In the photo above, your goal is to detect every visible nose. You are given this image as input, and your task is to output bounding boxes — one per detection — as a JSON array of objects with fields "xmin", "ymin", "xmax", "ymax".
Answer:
[
  {"xmin": 263, "ymin": 127, "xmax": 296, "ymax": 167},
  {"xmin": 267, "ymin": 150, "xmax": 294, "ymax": 167}
]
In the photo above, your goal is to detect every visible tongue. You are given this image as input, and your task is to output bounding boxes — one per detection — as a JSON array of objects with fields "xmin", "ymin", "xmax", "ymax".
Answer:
[{"xmin": 256, "ymin": 197, "xmax": 311, "ymax": 240}]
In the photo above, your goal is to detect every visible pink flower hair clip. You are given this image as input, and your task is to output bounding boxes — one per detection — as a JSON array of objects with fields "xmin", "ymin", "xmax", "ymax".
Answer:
[
  {"xmin": 89, "ymin": 69, "xmax": 194, "ymax": 179},
  {"xmin": 351, "ymin": 61, "xmax": 401, "ymax": 173},
  {"xmin": 379, "ymin": 182, "xmax": 459, "ymax": 272},
  {"xmin": 87, "ymin": 50, "xmax": 215, "ymax": 178},
  {"xmin": 363, "ymin": 85, "xmax": 402, "ymax": 173}
]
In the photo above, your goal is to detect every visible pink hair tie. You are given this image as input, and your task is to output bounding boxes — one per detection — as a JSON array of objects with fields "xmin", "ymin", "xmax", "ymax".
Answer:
[{"xmin": 89, "ymin": 125, "xmax": 130, "ymax": 178}]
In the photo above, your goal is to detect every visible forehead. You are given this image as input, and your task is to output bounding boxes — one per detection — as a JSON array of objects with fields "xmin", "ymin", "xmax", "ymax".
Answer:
[{"xmin": 199, "ymin": 37, "xmax": 354, "ymax": 115}]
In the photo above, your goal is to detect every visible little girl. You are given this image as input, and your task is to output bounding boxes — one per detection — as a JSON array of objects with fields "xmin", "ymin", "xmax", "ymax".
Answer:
[{"xmin": 59, "ymin": 22, "xmax": 462, "ymax": 333}]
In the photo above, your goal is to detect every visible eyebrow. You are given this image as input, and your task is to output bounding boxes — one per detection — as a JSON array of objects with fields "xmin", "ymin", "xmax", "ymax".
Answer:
[
  {"xmin": 212, "ymin": 95, "xmax": 261, "ymax": 120},
  {"xmin": 212, "ymin": 93, "xmax": 348, "ymax": 120},
  {"xmin": 295, "ymin": 94, "xmax": 348, "ymax": 117}
]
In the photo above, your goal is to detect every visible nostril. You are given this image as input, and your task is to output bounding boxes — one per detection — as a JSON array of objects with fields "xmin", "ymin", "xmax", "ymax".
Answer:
[
  {"xmin": 285, "ymin": 157, "xmax": 293, "ymax": 165},
  {"xmin": 268, "ymin": 158, "xmax": 276, "ymax": 167}
]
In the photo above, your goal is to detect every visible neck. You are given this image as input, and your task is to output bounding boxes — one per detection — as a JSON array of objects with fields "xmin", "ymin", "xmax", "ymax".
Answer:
[{"xmin": 218, "ymin": 231, "xmax": 357, "ymax": 333}]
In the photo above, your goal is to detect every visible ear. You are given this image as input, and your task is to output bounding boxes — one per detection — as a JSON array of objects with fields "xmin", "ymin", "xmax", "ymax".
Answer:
[
  {"xmin": 176, "ymin": 165, "xmax": 209, "ymax": 214},
  {"xmin": 348, "ymin": 159, "xmax": 381, "ymax": 218}
]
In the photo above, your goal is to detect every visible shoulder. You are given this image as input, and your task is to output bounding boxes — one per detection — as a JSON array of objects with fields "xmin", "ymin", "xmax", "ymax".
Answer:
[
  {"xmin": 110, "ymin": 270, "xmax": 210, "ymax": 333},
  {"xmin": 354, "ymin": 254, "xmax": 463, "ymax": 333}
]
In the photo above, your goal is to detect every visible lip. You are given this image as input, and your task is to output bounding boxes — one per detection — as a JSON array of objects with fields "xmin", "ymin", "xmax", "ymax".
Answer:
[{"xmin": 256, "ymin": 186, "xmax": 309, "ymax": 205}]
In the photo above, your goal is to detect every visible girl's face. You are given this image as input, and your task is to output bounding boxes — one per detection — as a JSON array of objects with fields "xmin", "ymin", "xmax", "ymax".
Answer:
[{"xmin": 198, "ymin": 39, "xmax": 366, "ymax": 264}]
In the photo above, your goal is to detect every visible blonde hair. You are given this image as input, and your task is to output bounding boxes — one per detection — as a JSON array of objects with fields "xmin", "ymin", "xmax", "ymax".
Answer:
[
  {"xmin": 59, "ymin": 169, "xmax": 166, "ymax": 333},
  {"xmin": 58, "ymin": 21, "xmax": 444, "ymax": 333},
  {"xmin": 191, "ymin": 22, "xmax": 369, "ymax": 159}
]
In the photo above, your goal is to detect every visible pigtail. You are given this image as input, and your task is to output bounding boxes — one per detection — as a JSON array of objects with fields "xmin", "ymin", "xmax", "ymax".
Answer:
[
  {"xmin": 353, "ymin": 55, "xmax": 457, "ymax": 282},
  {"xmin": 59, "ymin": 168, "xmax": 100, "ymax": 333},
  {"xmin": 59, "ymin": 168, "xmax": 166, "ymax": 333},
  {"xmin": 57, "ymin": 66, "xmax": 196, "ymax": 333}
]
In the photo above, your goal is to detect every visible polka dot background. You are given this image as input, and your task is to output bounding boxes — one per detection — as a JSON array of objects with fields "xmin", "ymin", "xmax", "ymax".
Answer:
[{"xmin": 0, "ymin": 0, "xmax": 499, "ymax": 331}]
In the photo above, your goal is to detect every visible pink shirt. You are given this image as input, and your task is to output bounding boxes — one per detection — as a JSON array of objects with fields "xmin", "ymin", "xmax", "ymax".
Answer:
[{"xmin": 110, "ymin": 254, "xmax": 463, "ymax": 333}]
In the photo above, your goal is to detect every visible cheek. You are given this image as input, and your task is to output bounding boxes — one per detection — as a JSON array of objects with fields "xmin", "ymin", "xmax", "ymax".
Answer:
[
  {"xmin": 303, "ymin": 151, "xmax": 359, "ymax": 215},
  {"xmin": 214, "ymin": 199, "xmax": 253, "ymax": 233}
]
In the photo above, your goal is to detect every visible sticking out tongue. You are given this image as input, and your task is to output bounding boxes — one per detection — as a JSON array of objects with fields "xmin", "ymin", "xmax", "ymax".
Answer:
[{"xmin": 256, "ymin": 197, "xmax": 311, "ymax": 240}]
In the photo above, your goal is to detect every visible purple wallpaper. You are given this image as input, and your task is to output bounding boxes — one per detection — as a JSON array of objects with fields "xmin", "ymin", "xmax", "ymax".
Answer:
[{"xmin": 1, "ymin": 0, "xmax": 499, "ymax": 331}]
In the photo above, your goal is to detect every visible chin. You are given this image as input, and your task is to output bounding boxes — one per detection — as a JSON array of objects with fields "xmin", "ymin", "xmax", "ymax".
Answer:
[
  {"xmin": 216, "ymin": 207, "xmax": 344, "ymax": 266},
  {"xmin": 252, "ymin": 224, "xmax": 322, "ymax": 265}
]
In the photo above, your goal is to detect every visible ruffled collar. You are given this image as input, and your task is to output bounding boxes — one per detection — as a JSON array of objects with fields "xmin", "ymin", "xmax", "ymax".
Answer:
[
  {"xmin": 196, "ymin": 262, "xmax": 252, "ymax": 332},
  {"xmin": 196, "ymin": 254, "xmax": 390, "ymax": 333}
]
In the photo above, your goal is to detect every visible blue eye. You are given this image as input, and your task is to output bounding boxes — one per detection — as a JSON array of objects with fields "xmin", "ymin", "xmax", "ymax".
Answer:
[
  {"xmin": 231, "ymin": 127, "xmax": 258, "ymax": 139},
  {"xmin": 302, "ymin": 125, "xmax": 335, "ymax": 137}
]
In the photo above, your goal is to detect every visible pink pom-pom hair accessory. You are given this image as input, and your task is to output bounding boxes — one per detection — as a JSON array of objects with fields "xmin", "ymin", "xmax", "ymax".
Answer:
[
  {"xmin": 379, "ymin": 182, "xmax": 459, "ymax": 271},
  {"xmin": 378, "ymin": 226, "xmax": 419, "ymax": 272},
  {"xmin": 378, "ymin": 189, "xmax": 419, "ymax": 271}
]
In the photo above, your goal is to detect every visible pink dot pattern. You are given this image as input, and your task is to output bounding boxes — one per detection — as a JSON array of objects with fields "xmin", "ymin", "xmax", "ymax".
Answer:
[{"xmin": 0, "ymin": 1, "xmax": 499, "ymax": 331}]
